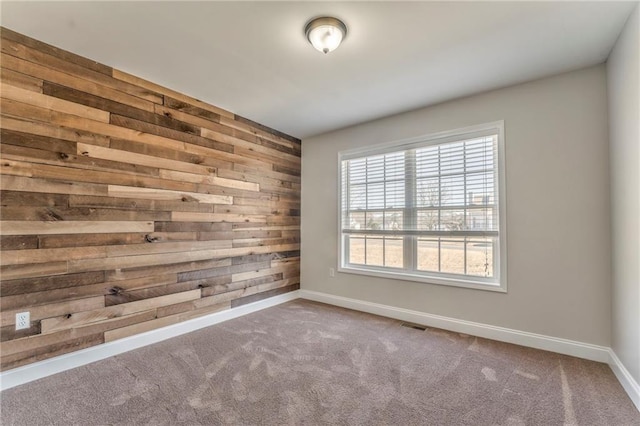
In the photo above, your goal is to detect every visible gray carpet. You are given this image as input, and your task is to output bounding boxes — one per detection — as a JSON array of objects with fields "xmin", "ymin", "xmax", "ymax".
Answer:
[{"xmin": 1, "ymin": 299, "xmax": 638, "ymax": 425}]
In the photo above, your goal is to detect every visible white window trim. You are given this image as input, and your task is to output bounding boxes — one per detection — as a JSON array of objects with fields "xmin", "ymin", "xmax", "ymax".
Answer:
[{"xmin": 337, "ymin": 121, "xmax": 508, "ymax": 293}]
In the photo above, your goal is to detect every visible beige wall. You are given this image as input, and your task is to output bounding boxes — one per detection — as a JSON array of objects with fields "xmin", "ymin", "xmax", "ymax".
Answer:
[
  {"xmin": 301, "ymin": 65, "xmax": 611, "ymax": 346},
  {"xmin": 607, "ymin": 4, "xmax": 640, "ymax": 383}
]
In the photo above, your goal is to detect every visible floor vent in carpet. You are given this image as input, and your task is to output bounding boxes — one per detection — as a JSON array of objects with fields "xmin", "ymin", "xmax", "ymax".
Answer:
[{"xmin": 401, "ymin": 322, "xmax": 427, "ymax": 331}]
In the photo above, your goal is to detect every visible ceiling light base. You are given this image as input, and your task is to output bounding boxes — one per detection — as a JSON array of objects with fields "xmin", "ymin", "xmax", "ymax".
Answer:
[{"xmin": 305, "ymin": 16, "xmax": 347, "ymax": 54}]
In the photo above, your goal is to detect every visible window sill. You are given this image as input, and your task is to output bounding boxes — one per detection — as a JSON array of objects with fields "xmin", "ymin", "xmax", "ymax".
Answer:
[{"xmin": 337, "ymin": 265, "xmax": 507, "ymax": 293}]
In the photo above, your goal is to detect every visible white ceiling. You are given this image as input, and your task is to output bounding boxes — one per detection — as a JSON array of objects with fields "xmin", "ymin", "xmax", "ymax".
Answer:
[{"xmin": 1, "ymin": 1, "xmax": 636, "ymax": 139}]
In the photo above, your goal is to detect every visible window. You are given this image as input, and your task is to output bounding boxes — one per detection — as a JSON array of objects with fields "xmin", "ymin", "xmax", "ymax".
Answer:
[{"xmin": 339, "ymin": 122, "xmax": 507, "ymax": 292}]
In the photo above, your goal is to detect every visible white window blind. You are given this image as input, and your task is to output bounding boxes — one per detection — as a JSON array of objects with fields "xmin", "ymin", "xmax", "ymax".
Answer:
[{"xmin": 339, "ymin": 122, "xmax": 506, "ymax": 291}]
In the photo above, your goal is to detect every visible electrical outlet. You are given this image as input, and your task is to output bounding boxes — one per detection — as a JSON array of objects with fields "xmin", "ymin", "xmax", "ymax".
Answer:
[
  {"xmin": 329, "ymin": 267, "xmax": 335, "ymax": 277},
  {"xmin": 15, "ymin": 312, "xmax": 30, "ymax": 331}
]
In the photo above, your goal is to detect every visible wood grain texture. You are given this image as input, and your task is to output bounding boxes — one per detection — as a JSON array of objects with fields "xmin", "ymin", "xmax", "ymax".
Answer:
[
  {"xmin": 1, "ymin": 83, "xmax": 110, "ymax": 122},
  {"xmin": 0, "ymin": 235, "xmax": 38, "ymax": 250},
  {"xmin": 0, "ymin": 221, "xmax": 155, "ymax": 236},
  {"xmin": 106, "ymin": 185, "xmax": 232, "ymax": 204},
  {"xmin": 1, "ymin": 53, "xmax": 156, "ymax": 112},
  {"xmin": 112, "ymin": 69, "xmax": 234, "ymax": 119},
  {"xmin": 1, "ymin": 68, "xmax": 43, "ymax": 92},
  {"xmin": 1, "ymin": 271, "xmax": 106, "ymax": 296},
  {"xmin": 0, "ymin": 27, "xmax": 301, "ymax": 370}
]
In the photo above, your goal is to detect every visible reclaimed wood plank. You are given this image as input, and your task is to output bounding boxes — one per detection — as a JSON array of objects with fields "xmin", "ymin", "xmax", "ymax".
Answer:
[
  {"xmin": 231, "ymin": 262, "xmax": 299, "ymax": 282},
  {"xmin": 0, "ymin": 206, "xmax": 169, "ymax": 222},
  {"xmin": 1, "ymin": 271, "xmax": 105, "ymax": 296},
  {"xmin": 0, "ymin": 129, "xmax": 77, "ymax": 156},
  {"xmin": 154, "ymin": 221, "xmax": 232, "ymax": 233},
  {"xmin": 273, "ymin": 163, "xmax": 302, "ymax": 177},
  {"xmin": 1, "ymin": 333, "xmax": 104, "ymax": 371},
  {"xmin": 77, "ymin": 142, "xmax": 215, "ymax": 176},
  {"xmin": 231, "ymin": 253, "xmax": 279, "ymax": 264},
  {"xmin": 1, "ymin": 245, "xmax": 107, "ymax": 266},
  {"xmin": 0, "ymin": 328, "xmax": 83, "ymax": 358},
  {"xmin": 164, "ymin": 96, "xmax": 221, "ymax": 122},
  {"xmin": 0, "ymin": 115, "xmax": 111, "ymax": 147},
  {"xmin": 154, "ymin": 103, "xmax": 220, "ymax": 131},
  {"xmin": 0, "ymin": 175, "xmax": 108, "ymax": 197},
  {"xmin": 104, "ymin": 301, "xmax": 230, "ymax": 342},
  {"xmin": 219, "ymin": 115, "xmax": 301, "ymax": 154},
  {"xmin": 1, "ymin": 68, "xmax": 43, "ymax": 92},
  {"xmin": 68, "ymin": 194, "xmax": 214, "ymax": 213},
  {"xmin": 176, "ymin": 260, "xmax": 271, "ymax": 283},
  {"xmin": 1, "ymin": 53, "xmax": 155, "ymax": 112},
  {"xmin": 1, "ymin": 282, "xmax": 111, "ymax": 310},
  {"xmin": 68, "ymin": 243, "xmax": 300, "ymax": 273},
  {"xmin": 175, "ymin": 275, "xmax": 233, "ymax": 294},
  {"xmin": 38, "ymin": 233, "xmax": 147, "ymax": 249},
  {"xmin": 196, "ymin": 231, "xmax": 234, "ymax": 241},
  {"xmin": 1, "ymin": 157, "xmax": 196, "ymax": 192},
  {"xmin": 200, "ymin": 273, "xmax": 280, "ymax": 297},
  {"xmin": 213, "ymin": 204, "xmax": 275, "ymax": 216},
  {"xmin": 158, "ymin": 169, "xmax": 259, "ymax": 192},
  {"xmin": 201, "ymin": 127, "xmax": 301, "ymax": 166},
  {"xmin": 0, "ymin": 235, "xmax": 38, "ymax": 250},
  {"xmin": 105, "ymin": 239, "xmax": 232, "ymax": 258},
  {"xmin": 1, "ymin": 99, "xmax": 195, "ymax": 164},
  {"xmin": 232, "ymin": 163, "xmax": 301, "ymax": 184},
  {"xmin": 104, "ymin": 281, "xmax": 202, "ymax": 307},
  {"xmin": 232, "ymin": 224, "xmax": 299, "ymax": 232},
  {"xmin": 156, "ymin": 298, "xmax": 229, "ymax": 319},
  {"xmin": 232, "ymin": 196, "xmax": 300, "ymax": 209},
  {"xmin": 1, "ymin": 296, "xmax": 105, "ymax": 327},
  {"xmin": 107, "ymin": 185, "xmax": 232, "ymax": 205},
  {"xmin": 0, "ymin": 144, "xmax": 160, "ymax": 184},
  {"xmin": 105, "ymin": 258, "xmax": 231, "ymax": 282},
  {"xmin": 184, "ymin": 142, "xmax": 275, "ymax": 173},
  {"xmin": 40, "ymin": 290, "xmax": 200, "ymax": 333},
  {"xmin": 233, "ymin": 114, "xmax": 301, "ymax": 145},
  {"xmin": 1, "ymin": 83, "xmax": 110, "ymax": 122},
  {"xmin": 1, "ymin": 38, "xmax": 162, "ymax": 103},
  {"xmin": 230, "ymin": 283, "xmax": 299, "ymax": 308},
  {"xmin": 0, "ymin": 145, "xmax": 162, "ymax": 178},
  {"xmin": 0, "ymin": 321, "xmax": 41, "ymax": 342},
  {"xmin": 171, "ymin": 211, "xmax": 266, "ymax": 223},
  {"xmin": 0, "ymin": 261, "xmax": 68, "ymax": 281},
  {"xmin": 0, "ymin": 220, "xmax": 154, "ymax": 235},
  {"xmin": 144, "ymin": 232, "xmax": 198, "ymax": 242},
  {"xmin": 43, "ymin": 82, "xmax": 199, "ymax": 134},
  {"xmin": 112, "ymin": 68, "xmax": 234, "ymax": 118},
  {"xmin": 43, "ymin": 310, "xmax": 158, "ymax": 336},
  {"xmin": 110, "ymin": 114, "xmax": 233, "ymax": 154},
  {"xmin": 206, "ymin": 117, "xmax": 291, "ymax": 152},
  {"xmin": 103, "ymin": 273, "xmax": 178, "ymax": 290},
  {"xmin": 227, "ymin": 230, "xmax": 281, "ymax": 239},
  {"xmin": 109, "ymin": 138, "xmax": 233, "ymax": 171},
  {"xmin": 232, "ymin": 237, "xmax": 299, "ymax": 249}
]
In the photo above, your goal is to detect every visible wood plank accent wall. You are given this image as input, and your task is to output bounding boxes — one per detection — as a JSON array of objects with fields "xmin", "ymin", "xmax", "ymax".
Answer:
[{"xmin": 0, "ymin": 27, "xmax": 301, "ymax": 370}]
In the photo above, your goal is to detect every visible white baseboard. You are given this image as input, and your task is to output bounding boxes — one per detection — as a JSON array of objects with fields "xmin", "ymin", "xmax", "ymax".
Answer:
[
  {"xmin": 299, "ymin": 290, "xmax": 610, "ymax": 363},
  {"xmin": 0, "ymin": 290, "xmax": 299, "ymax": 391},
  {"xmin": 299, "ymin": 290, "xmax": 640, "ymax": 411},
  {"xmin": 3, "ymin": 288, "xmax": 638, "ymax": 414},
  {"xmin": 609, "ymin": 349, "xmax": 640, "ymax": 411}
]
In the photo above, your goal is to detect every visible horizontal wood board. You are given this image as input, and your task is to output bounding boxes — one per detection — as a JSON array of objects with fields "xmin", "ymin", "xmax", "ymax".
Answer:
[{"xmin": 0, "ymin": 27, "xmax": 301, "ymax": 370}]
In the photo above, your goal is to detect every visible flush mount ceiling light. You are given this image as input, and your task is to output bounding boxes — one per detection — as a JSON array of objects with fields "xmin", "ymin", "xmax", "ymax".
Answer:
[{"xmin": 305, "ymin": 16, "xmax": 347, "ymax": 54}]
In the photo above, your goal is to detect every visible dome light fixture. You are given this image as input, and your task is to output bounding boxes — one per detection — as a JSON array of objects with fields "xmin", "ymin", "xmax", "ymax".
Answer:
[{"xmin": 305, "ymin": 16, "xmax": 347, "ymax": 54}]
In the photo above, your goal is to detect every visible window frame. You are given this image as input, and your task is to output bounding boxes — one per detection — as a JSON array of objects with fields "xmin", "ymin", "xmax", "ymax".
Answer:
[{"xmin": 337, "ymin": 121, "xmax": 507, "ymax": 293}]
